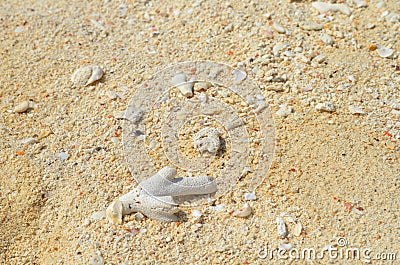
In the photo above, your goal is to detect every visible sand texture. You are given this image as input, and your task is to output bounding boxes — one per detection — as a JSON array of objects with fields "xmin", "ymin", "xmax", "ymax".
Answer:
[{"xmin": 0, "ymin": 0, "xmax": 399, "ymax": 264}]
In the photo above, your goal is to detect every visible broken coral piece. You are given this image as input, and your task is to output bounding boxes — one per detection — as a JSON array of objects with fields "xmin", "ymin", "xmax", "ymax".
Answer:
[{"xmin": 106, "ymin": 166, "xmax": 217, "ymax": 223}]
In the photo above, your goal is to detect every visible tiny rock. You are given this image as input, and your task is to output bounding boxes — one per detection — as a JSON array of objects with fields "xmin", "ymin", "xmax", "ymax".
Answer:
[
  {"xmin": 293, "ymin": 222, "xmax": 303, "ymax": 237},
  {"xmin": 14, "ymin": 101, "xmax": 34, "ymax": 113},
  {"xmin": 312, "ymin": 2, "xmax": 352, "ymax": 16},
  {"xmin": 272, "ymin": 22, "xmax": 286, "ymax": 34},
  {"xmin": 171, "ymin": 73, "xmax": 194, "ymax": 97},
  {"xmin": 71, "ymin": 65, "xmax": 104, "ymax": 87},
  {"xmin": 315, "ymin": 102, "xmax": 336, "ymax": 112},
  {"xmin": 276, "ymin": 105, "xmax": 293, "ymax": 117},
  {"xmin": 232, "ymin": 203, "xmax": 252, "ymax": 218},
  {"xmin": 313, "ymin": 54, "xmax": 326, "ymax": 64},
  {"xmin": 319, "ymin": 34, "xmax": 334, "ymax": 45},
  {"xmin": 348, "ymin": 105, "xmax": 366, "ymax": 115},
  {"xmin": 276, "ymin": 217, "xmax": 287, "ymax": 238},
  {"xmin": 377, "ymin": 45, "xmax": 394, "ymax": 58},
  {"xmin": 244, "ymin": 192, "xmax": 257, "ymax": 201}
]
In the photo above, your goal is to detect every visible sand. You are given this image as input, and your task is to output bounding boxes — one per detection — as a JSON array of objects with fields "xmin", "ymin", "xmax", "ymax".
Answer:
[{"xmin": 0, "ymin": 0, "xmax": 399, "ymax": 264}]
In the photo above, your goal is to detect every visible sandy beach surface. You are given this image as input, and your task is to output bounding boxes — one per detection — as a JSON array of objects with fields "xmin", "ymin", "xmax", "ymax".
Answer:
[{"xmin": 1, "ymin": 0, "xmax": 399, "ymax": 264}]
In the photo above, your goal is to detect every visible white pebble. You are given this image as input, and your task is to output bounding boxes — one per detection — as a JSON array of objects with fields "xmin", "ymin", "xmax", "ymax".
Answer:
[
  {"xmin": 313, "ymin": 54, "xmax": 326, "ymax": 64},
  {"xmin": 280, "ymin": 243, "xmax": 293, "ymax": 250},
  {"xmin": 59, "ymin": 151, "xmax": 69, "ymax": 160},
  {"xmin": 20, "ymin": 137, "xmax": 38, "ymax": 145},
  {"xmin": 272, "ymin": 22, "xmax": 286, "ymax": 34},
  {"xmin": 232, "ymin": 203, "xmax": 252, "ymax": 218},
  {"xmin": 276, "ymin": 217, "xmax": 287, "ymax": 238},
  {"xmin": 71, "ymin": 65, "xmax": 104, "ymax": 86},
  {"xmin": 293, "ymin": 222, "xmax": 303, "ymax": 237},
  {"xmin": 192, "ymin": 209, "xmax": 203, "ymax": 218},
  {"xmin": 348, "ymin": 105, "xmax": 366, "ymax": 115},
  {"xmin": 315, "ymin": 102, "xmax": 336, "ymax": 112},
  {"xmin": 319, "ymin": 34, "xmax": 333, "ymax": 45},
  {"xmin": 276, "ymin": 105, "xmax": 293, "ymax": 117},
  {"xmin": 377, "ymin": 45, "xmax": 394, "ymax": 58},
  {"xmin": 171, "ymin": 73, "xmax": 194, "ymax": 97},
  {"xmin": 244, "ymin": 192, "xmax": 257, "ymax": 201},
  {"xmin": 312, "ymin": 2, "xmax": 352, "ymax": 16},
  {"xmin": 376, "ymin": 1, "xmax": 386, "ymax": 9},
  {"xmin": 353, "ymin": 0, "xmax": 367, "ymax": 8},
  {"xmin": 14, "ymin": 101, "xmax": 34, "ymax": 113}
]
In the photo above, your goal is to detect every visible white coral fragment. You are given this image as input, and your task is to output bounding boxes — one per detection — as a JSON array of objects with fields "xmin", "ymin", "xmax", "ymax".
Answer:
[
  {"xmin": 193, "ymin": 127, "xmax": 221, "ymax": 155},
  {"xmin": 106, "ymin": 166, "xmax": 217, "ymax": 223},
  {"xmin": 232, "ymin": 203, "xmax": 252, "ymax": 218}
]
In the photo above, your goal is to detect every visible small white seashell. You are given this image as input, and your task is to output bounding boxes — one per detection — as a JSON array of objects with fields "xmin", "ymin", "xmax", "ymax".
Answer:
[
  {"xmin": 377, "ymin": 45, "xmax": 394, "ymax": 58},
  {"xmin": 276, "ymin": 217, "xmax": 287, "ymax": 238},
  {"xmin": 14, "ymin": 101, "xmax": 34, "ymax": 113},
  {"xmin": 315, "ymin": 102, "xmax": 336, "ymax": 112},
  {"xmin": 59, "ymin": 151, "xmax": 69, "ymax": 160},
  {"xmin": 90, "ymin": 254, "xmax": 105, "ymax": 265},
  {"xmin": 348, "ymin": 105, "xmax": 366, "ymax": 115},
  {"xmin": 71, "ymin": 65, "xmax": 104, "ymax": 86},
  {"xmin": 272, "ymin": 22, "xmax": 286, "ymax": 34},
  {"xmin": 20, "ymin": 137, "xmax": 38, "ymax": 145},
  {"xmin": 232, "ymin": 203, "xmax": 252, "ymax": 218},
  {"xmin": 280, "ymin": 243, "xmax": 293, "ymax": 250},
  {"xmin": 171, "ymin": 73, "xmax": 194, "ymax": 97},
  {"xmin": 90, "ymin": 211, "xmax": 106, "ymax": 221},
  {"xmin": 244, "ymin": 192, "xmax": 257, "ymax": 201},
  {"xmin": 293, "ymin": 222, "xmax": 303, "ymax": 237}
]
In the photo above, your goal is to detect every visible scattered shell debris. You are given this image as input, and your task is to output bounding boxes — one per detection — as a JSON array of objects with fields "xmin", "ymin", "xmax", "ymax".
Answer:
[{"xmin": 71, "ymin": 65, "xmax": 104, "ymax": 86}]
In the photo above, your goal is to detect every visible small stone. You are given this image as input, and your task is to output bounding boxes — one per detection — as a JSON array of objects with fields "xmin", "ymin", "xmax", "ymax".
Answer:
[
  {"xmin": 353, "ymin": 0, "xmax": 368, "ymax": 8},
  {"xmin": 244, "ymin": 192, "xmax": 257, "ymax": 201},
  {"xmin": 276, "ymin": 105, "xmax": 293, "ymax": 117},
  {"xmin": 59, "ymin": 151, "xmax": 69, "ymax": 160},
  {"xmin": 171, "ymin": 73, "xmax": 194, "ymax": 97},
  {"xmin": 348, "ymin": 105, "xmax": 366, "ymax": 114},
  {"xmin": 90, "ymin": 211, "xmax": 106, "ymax": 221},
  {"xmin": 192, "ymin": 210, "xmax": 203, "ymax": 218},
  {"xmin": 313, "ymin": 54, "xmax": 326, "ymax": 64},
  {"xmin": 71, "ymin": 65, "xmax": 104, "ymax": 87},
  {"xmin": 20, "ymin": 137, "xmax": 38, "ymax": 145},
  {"xmin": 300, "ymin": 22, "xmax": 323, "ymax": 31},
  {"xmin": 14, "ymin": 101, "xmax": 34, "ymax": 113},
  {"xmin": 312, "ymin": 2, "xmax": 352, "ymax": 16},
  {"xmin": 365, "ymin": 23, "xmax": 375, "ymax": 29},
  {"xmin": 276, "ymin": 217, "xmax": 287, "ymax": 238},
  {"xmin": 134, "ymin": 212, "xmax": 145, "ymax": 221},
  {"xmin": 272, "ymin": 22, "xmax": 286, "ymax": 34},
  {"xmin": 319, "ymin": 34, "xmax": 333, "ymax": 45},
  {"xmin": 232, "ymin": 203, "xmax": 252, "ymax": 218},
  {"xmin": 315, "ymin": 102, "xmax": 336, "ymax": 112},
  {"xmin": 376, "ymin": 2, "xmax": 386, "ymax": 9},
  {"xmin": 293, "ymin": 222, "xmax": 303, "ymax": 237},
  {"xmin": 194, "ymin": 82, "xmax": 211, "ymax": 92},
  {"xmin": 377, "ymin": 45, "xmax": 394, "ymax": 58}
]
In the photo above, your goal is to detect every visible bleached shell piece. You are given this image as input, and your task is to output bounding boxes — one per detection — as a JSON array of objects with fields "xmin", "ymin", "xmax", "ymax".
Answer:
[
  {"xmin": 171, "ymin": 73, "xmax": 194, "ymax": 97},
  {"xmin": 193, "ymin": 127, "xmax": 221, "ymax": 155},
  {"xmin": 312, "ymin": 2, "xmax": 352, "ymax": 16},
  {"xmin": 377, "ymin": 45, "xmax": 394, "ymax": 58},
  {"xmin": 232, "ymin": 203, "xmax": 252, "ymax": 218},
  {"xmin": 276, "ymin": 217, "xmax": 287, "ymax": 238},
  {"xmin": 293, "ymin": 222, "xmax": 303, "ymax": 237},
  {"xmin": 106, "ymin": 199, "xmax": 123, "ymax": 224},
  {"xmin": 194, "ymin": 82, "xmax": 212, "ymax": 92},
  {"xmin": 71, "ymin": 65, "xmax": 104, "ymax": 86},
  {"xmin": 315, "ymin": 102, "xmax": 336, "ymax": 112},
  {"xmin": 349, "ymin": 105, "xmax": 366, "ymax": 115},
  {"xmin": 14, "ymin": 101, "xmax": 35, "ymax": 113}
]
